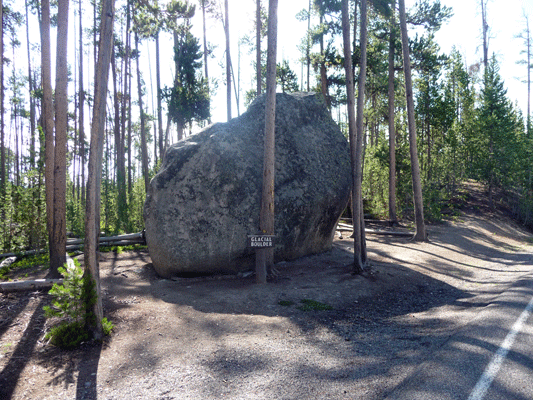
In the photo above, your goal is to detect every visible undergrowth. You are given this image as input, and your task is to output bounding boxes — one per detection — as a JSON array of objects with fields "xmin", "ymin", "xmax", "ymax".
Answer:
[
  {"xmin": 0, "ymin": 253, "xmax": 49, "ymax": 281},
  {"xmin": 44, "ymin": 259, "xmax": 114, "ymax": 349}
]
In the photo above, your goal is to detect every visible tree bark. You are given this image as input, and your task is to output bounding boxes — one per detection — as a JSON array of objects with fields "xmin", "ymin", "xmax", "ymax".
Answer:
[
  {"xmin": 84, "ymin": 0, "xmax": 115, "ymax": 340},
  {"xmin": 135, "ymin": 31, "xmax": 150, "ymax": 194},
  {"xmin": 112, "ymin": 51, "xmax": 126, "ymax": 232},
  {"xmin": 0, "ymin": 0, "xmax": 4, "ymax": 196},
  {"xmin": 256, "ymin": 0, "xmax": 277, "ymax": 284},
  {"xmin": 201, "ymin": 0, "xmax": 211, "ymax": 124},
  {"xmin": 481, "ymin": 0, "xmax": 489, "ymax": 70},
  {"xmin": 352, "ymin": 0, "xmax": 368, "ymax": 272},
  {"xmin": 50, "ymin": 0, "xmax": 69, "ymax": 276},
  {"xmin": 124, "ymin": 0, "xmax": 132, "ymax": 200},
  {"xmin": 25, "ymin": 0, "xmax": 36, "ymax": 169},
  {"xmin": 224, "ymin": 0, "xmax": 232, "ymax": 121},
  {"xmin": 307, "ymin": 0, "xmax": 311, "ymax": 92},
  {"xmin": 155, "ymin": 33, "xmax": 164, "ymax": 161},
  {"xmin": 399, "ymin": 0, "xmax": 427, "ymax": 241},
  {"xmin": 41, "ymin": 0, "xmax": 54, "ymax": 270},
  {"xmin": 319, "ymin": 14, "xmax": 329, "ymax": 108},
  {"xmin": 256, "ymin": 0, "xmax": 262, "ymax": 96},
  {"xmin": 79, "ymin": 0, "xmax": 86, "ymax": 205},
  {"xmin": 388, "ymin": 1, "xmax": 397, "ymax": 225},
  {"xmin": 342, "ymin": 0, "xmax": 362, "ymax": 274}
]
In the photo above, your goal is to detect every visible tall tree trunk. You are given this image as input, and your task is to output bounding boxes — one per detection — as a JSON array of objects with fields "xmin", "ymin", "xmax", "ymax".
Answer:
[
  {"xmin": 79, "ymin": 0, "xmax": 85, "ymax": 205},
  {"xmin": 352, "ymin": 0, "xmax": 368, "ymax": 272},
  {"xmin": 224, "ymin": 0, "xmax": 232, "ymax": 121},
  {"xmin": 342, "ymin": 0, "xmax": 364, "ymax": 274},
  {"xmin": 41, "ymin": 0, "xmax": 56, "ymax": 276},
  {"xmin": 319, "ymin": 14, "xmax": 329, "ymax": 108},
  {"xmin": 526, "ymin": 15, "xmax": 531, "ymax": 137},
  {"xmin": 256, "ymin": 0, "xmax": 278, "ymax": 284},
  {"xmin": 202, "ymin": 1, "xmax": 209, "ymax": 84},
  {"xmin": 135, "ymin": 31, "xmax": 150, "ymax": 193},
  {"xmin": 112, "ymin": 52, "xmax": 125, "ymax": 232},
  {"xmin": 399, "ymin": 0, "xmax": 427, "ymax": 241},
  {"xmin": 84, "ymin": 0, "xmax": 114, "ymax": 340},
  {"xmin": 117, "ymin": 18, "xmax": 128, "ymax": 231},
  {"xmin": 256, "ymin": 0, "xmax": 262, "ymax": 96},
  {"xmin": 388, "ymin": 3, "xmax": 398, "ymax": 225},
  {"xmin": 50, "ymin": 0, "xmax": 69, "ymax": 276},
  {"xmin": 25, "ymin": 0, "xmax": 36, "ymax": 169},
  {"xmin": 352, "ymin": 0, "xmax": 358, "ymax": 79},
  {"xmin": 125, "ymin": 0, "xmax": 132, "ymax": 199},
  {"xmin": 481, "ymin": 0, "xmax": 489, "ymax": 70},
  {"xmin": 307, "ymin": 0, "xmax": 311, "ymax": 92},
  {"xmin": 156, "ymin": 33, "xmax": 164, "ymax": 160},
  {"xmin": 127, "ymin": 68, "xmax": 133, "ymax": 197},
  {"xmin": 201, "ymin": 1, "xmax": 211, "ymax": 124},
  {"xmin": 0, "ymin": 0, "xmax": 4, "ymax": 196}
]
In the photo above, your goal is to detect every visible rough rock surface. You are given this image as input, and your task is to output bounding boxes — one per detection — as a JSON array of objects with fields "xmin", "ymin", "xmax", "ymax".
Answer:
[{"xmin": 144, "ymin": 92, "xmax": 351, "ymax": 277}]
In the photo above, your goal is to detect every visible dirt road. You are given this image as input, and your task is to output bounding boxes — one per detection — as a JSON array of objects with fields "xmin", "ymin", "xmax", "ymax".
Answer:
[{"xmin": 1, "ymin": 189, "xmax": 533, "ymax": 399}]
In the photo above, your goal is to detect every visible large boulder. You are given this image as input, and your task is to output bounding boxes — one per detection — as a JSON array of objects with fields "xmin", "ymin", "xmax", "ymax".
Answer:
[{"xmin": 144, "ymin": 92, "xmax": 351, "ymax": 277}]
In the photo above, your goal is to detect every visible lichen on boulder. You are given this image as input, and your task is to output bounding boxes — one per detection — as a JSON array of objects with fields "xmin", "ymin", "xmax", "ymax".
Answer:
[{"xmin": 144, "ymin": 92, "xmax": 351, "ymax": 277}]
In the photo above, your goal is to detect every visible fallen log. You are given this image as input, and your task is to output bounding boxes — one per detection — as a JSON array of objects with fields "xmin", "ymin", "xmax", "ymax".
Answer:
[
  {"xmin": 337, "ymin": 222, "xmax": 354, "ymax": 230},
  {"xmin": 365, "ymin": 229, "xmax": 413, "ymax": 237},
  {"xmin": 0, "ymin": 232, "xmax": 146, "ymax": 260},
  {"xmin": 0, "ymin": 254, "xmax": 74, "ymax": 293},
  {"xmin": 66, "ymin": 232, "xmax": 144, "ymax": 246},
  {"xmin": 336, "ymin": 223, "xmax": 414, "ymax": 237},
  {"xmin": 0, "ymin": 278, "xmax": 64, "ymax": 293}
]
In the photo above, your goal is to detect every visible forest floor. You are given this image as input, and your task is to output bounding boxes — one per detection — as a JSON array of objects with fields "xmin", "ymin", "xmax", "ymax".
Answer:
[{"xmin": 1, "ymin": 181, "xmax": 533, "ymax": 400}]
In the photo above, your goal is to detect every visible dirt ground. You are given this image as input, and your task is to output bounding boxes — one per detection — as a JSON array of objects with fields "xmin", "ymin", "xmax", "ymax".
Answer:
[{"xmin": 1, "ymin": 182, "xmax": 533, "ymax": 400}]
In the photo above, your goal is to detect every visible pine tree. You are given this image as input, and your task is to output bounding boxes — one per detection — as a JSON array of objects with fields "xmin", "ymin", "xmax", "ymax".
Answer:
[
  {"xmin": 166, "ymin": 26, "xmax": 210, "ymax": 139},
  {"xmin": 476, "ymin": 55, "xmax": 522, "ymax": 208}
]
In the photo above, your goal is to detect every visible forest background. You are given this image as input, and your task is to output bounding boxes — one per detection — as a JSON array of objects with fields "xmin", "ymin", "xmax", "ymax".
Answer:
[{"xmin": 1, "ymin": 0, "xmax": 533, "ymax": 267}]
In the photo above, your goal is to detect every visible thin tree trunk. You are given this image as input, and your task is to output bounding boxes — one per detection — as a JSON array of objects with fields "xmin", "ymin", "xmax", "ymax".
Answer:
[
  {"xmin": 256, "ymin": 0, "xmax": 278, "ymax": 284},
  {"xmin": 79, "ymin": 0, "xmax": 85, "ymax": 205},
  {"xmin": 388, "ymin": 2, "xmax": 398, "ymax": 225},
  {"xmin": 135, "ymin": 31, "xmax": 150, "ymax": 193},
  {"xmin": 127, "ymin": 68, "xmax": 132, "ymax": 197},
  {"xmin": 307, "ymin": 0, "xmax": 311, "ymax": 92},
  {"xmin": 399, "ymin": 0, "xmax": 427, "ymax": 241},
  {"xmin": 112, "ymin": 52, "xmax": 125, "ymax": 233},
  {"xmin": 125, "ymin": 0, "xmax": 132, "ymax": 199},
  {"xmin": 481, "ymin": 0, "xmax": 489, "ymax": 70},
  {"xmin": 25, "ymin": 0, "xmax": 36, "ymax": 169},
  {"xmin": 0, "ymin": 0, "xmax": 5, "ymax": 196},
  {"xmin": 256, "ymin": 0, "xmax": 262, "ymax": 96},
  {"xmin": 224, "ymin": 0, "xmax": 232, "ymax": 121},
  {"xmin": 84, "ymin": 0, "xmax": 114, "ymax": 340},
  {"xmin": 201, "ymin": 0, "xmax": 211, "ymax": 124},
  {"xmin": 156, "ymin": 34, "xmax": 164, "ymax": 161},
  {"xmin": 73, "ymin": 19, "xmax": 78, "ymax": 200},
  {"xmin": 117, "ymin": 29, "xmax": 127, "ymax": 231},
  {"xmin": 353, "ymin": 0, "xmax": 357, "ymax": 79},
  {"xmin": 14, "ymin": 100, "xmax": 20, "ymax": 186},
  {"xmin": 526, "ymin": 15, "xmax": 531, "ymax": 137},
  {"xmin": 319, "ymin": 14, "xmax": 329, "ymax": 108}
]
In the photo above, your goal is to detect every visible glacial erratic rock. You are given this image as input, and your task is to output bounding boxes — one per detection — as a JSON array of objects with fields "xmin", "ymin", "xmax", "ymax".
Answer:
[{"xmin": 144, "ymin": 92, "xmax": 351, "ymax": 277}]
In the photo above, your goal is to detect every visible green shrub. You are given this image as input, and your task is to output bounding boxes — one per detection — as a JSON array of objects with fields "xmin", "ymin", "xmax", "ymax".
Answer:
[
  {"xmin": 297, "ymin": 299, "xmax": 333, "ymax": 311},
  {"xmin": 102, "ymin": 317, "xmax": 114, "ymax": 335},
  {"xmin": 44, "ymin": 259, "xmax": 113, "ymax": 349},
  {"xmin": 278, "ymin": 300, "xmax": 294, "ymax": 307},
  {"xmin": 0, "ymin": 253, "xmax": 49, "ymax": 281},
  {"xmin": 45, "ymin": 321, "xmax": 89, "ymax": 349}
]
